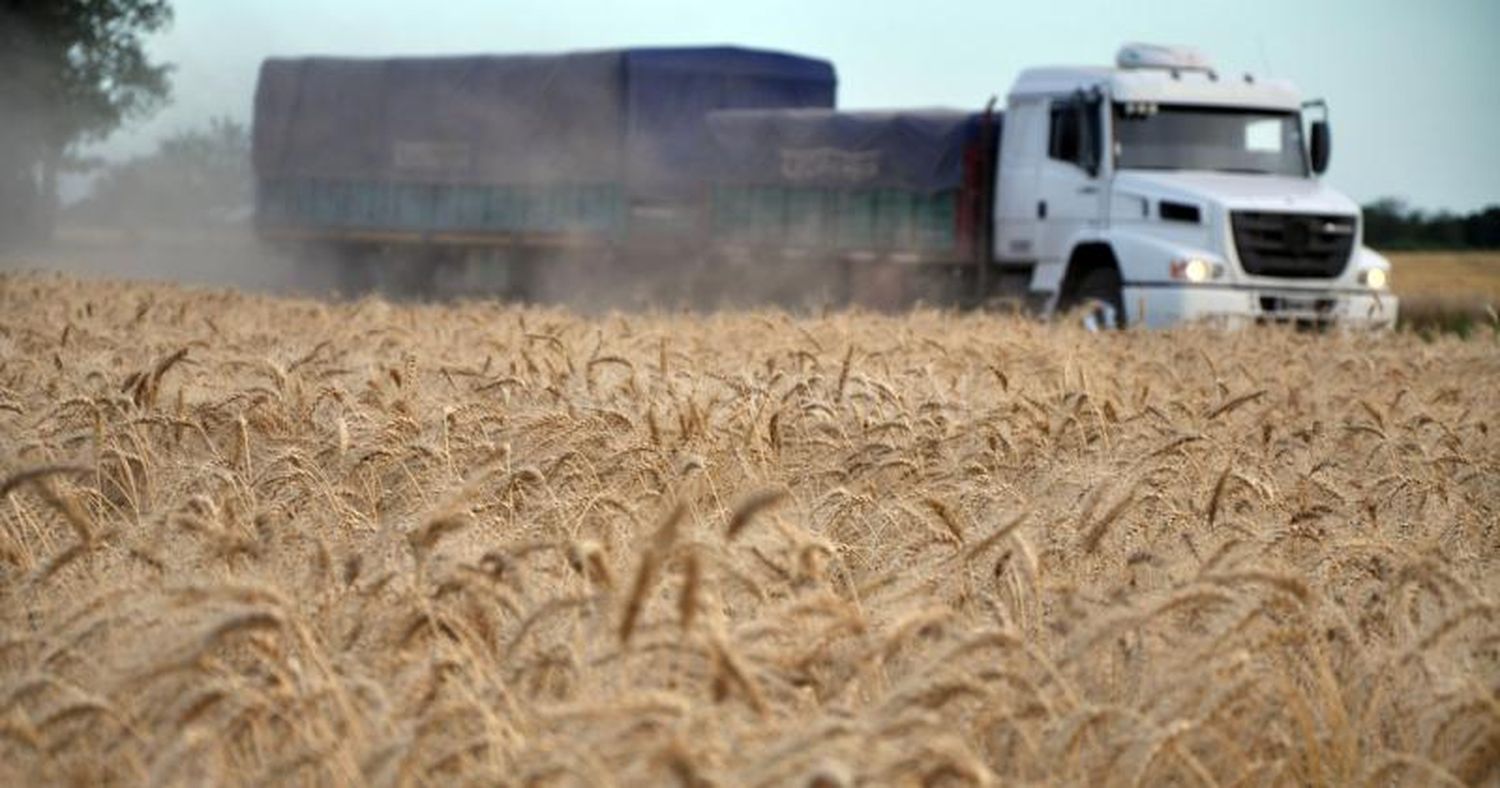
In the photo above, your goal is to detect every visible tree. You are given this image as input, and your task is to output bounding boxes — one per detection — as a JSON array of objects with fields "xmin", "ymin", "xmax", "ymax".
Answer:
[
  {"xmin": 1361, "ymin": 198, "xmax": 1500, "ymax": 250},
  {"xmin": 1361, "ymin": 198, "xmax": 1410, "ymax": 249},
  {"xmin": 0, "ymin": 0, "xmax": 173, "ymax": 247}
]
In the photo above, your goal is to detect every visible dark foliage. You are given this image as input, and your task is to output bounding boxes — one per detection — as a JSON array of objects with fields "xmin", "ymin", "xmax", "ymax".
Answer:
[
  {"xmin": 0, "ymin": 0, "xmax": 173, "ymax": 246},
  {"xmin": 1363, "ymin": 197, "xmax": 1500, "ymax": 250}
]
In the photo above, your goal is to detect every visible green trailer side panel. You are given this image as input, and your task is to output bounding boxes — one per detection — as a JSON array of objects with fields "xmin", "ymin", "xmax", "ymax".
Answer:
[
  {"xmin": 917, "ymin": 193, "xmax": 956, "ymax": 250},
  {"xmin": 711, "ymin": 185, "xmax": 957, "ymax": 253},
  {"xmin": 837, "ymin": 191, "xmax": 876, "ymax": 248},
  {"xmin": 785, "ymin": 189, "xmax": 834, "ymax": 248},
  {"xmin": 711, "ymin": 186, "xmax": 954, "ymax": 250},
  {"xmin": 259, "ymin": 179, "xmax": 627, "ymax": 238},
  {"xmin": 261, "ymin": 179, "xmax": 955, "ymax": 250}
]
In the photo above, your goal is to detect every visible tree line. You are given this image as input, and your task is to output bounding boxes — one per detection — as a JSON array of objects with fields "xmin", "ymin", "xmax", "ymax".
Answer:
[{"xmin": 1361, "ymin": 199, "xmax": 1500, "ymax": 250}]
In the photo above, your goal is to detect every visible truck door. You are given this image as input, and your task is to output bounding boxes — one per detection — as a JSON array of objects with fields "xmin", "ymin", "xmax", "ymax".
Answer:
[
  {"xmin": 1036, "ymin": 91, "xmax": 1106, "ymax": 266},
  {"xmin": 993, "ymin": 97, "xmax": 1045, "ymax": 264}
]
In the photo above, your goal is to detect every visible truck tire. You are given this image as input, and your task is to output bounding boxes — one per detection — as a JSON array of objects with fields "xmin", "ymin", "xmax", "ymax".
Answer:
[{"xmin": 1065, "ymin": 266, "xmax": 1125, "ymax": 330}]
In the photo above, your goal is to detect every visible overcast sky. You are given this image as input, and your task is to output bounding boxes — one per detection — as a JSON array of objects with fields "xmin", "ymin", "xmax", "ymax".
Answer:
[{"xmin": 104, "ymin": 0, "xmax": 1498, "ymax": 212}]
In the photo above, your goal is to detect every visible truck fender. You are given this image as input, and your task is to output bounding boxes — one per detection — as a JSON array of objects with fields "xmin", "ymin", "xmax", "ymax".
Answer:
[
  {"xmin": 1102, "ymin": 228, "xmax": 1227, "ymax": 285},
  {"xmin": 1352, "ymin": 246, "xmax": 1398, "ymax": 323},
  {"xmin": 1352, "ymin": 246, "xmax": 1392, "ymax": 277},
  {"xmin": 1064, "ymin": 229, "xmax": 1228, "ymax": 323},
  {"xmin": 1034, "ymin": 230, "xmax": 1114, "ymax": 316}
]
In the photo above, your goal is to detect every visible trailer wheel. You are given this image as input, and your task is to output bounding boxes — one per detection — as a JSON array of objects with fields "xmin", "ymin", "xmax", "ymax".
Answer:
[{"xmin": 1072, "ymin": 266, "xmax": 1125, "ymax": 331}]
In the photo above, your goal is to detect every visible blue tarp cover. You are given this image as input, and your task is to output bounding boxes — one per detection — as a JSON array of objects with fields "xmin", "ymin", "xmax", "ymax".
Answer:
[
  {"xmin": 705, "ymin": 109, "xmax": 984, "ymax": 193},
  {"xmin": 252, "ymin": 47, "xmax": 835, "ymax": 195}
]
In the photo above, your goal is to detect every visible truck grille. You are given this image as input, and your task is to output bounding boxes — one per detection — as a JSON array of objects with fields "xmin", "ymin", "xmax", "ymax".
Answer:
[{"xmin": 1231, "ymin": 212, "xmax": 1356, "ymax": 279}]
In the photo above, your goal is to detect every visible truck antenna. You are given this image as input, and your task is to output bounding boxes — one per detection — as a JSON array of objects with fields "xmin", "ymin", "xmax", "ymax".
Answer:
[{"xmin": 1256, "ymin": 36, "xmax": 1274, "ymax": 78}]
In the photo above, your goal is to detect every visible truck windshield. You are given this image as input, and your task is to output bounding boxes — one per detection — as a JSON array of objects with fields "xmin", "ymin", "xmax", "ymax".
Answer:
[{"xmin": 1113, "ymin": 104, "xmax": 1307, "ymax": 176}]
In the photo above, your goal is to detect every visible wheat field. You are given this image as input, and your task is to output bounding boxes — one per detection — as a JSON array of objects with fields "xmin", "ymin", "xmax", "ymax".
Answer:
[
  {"xmin": 1388, "ymin": 251, "xmax": 1500, "ymax": 302},
  {"xmin": 0, "ymin": 272, "xmax": 1496, "ymax": 786},
  {"xmin": 1388, "ymin": 251, "xmax": 1500, "ymax": 334}
]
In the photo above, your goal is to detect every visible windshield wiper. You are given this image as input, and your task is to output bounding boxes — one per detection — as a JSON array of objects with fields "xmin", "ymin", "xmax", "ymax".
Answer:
[{"xmin": 1209, "ymin": 167, "xmax": 1275, "ymax": 175}]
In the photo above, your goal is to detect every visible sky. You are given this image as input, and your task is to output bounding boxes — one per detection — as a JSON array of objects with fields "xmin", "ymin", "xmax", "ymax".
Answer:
[{"xmin": 102, "ymin": 0, "xmax": 1499, "ymax": 212}]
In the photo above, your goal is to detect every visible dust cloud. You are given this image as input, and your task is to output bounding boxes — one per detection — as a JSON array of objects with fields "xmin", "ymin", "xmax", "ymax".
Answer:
[
  {"xmin": 0, "ymin": 225, "xmax": 890, "ymax": 315},
  {"xmin": 0, "ymin": 227, "xmax": 327, "ymax": 296}
]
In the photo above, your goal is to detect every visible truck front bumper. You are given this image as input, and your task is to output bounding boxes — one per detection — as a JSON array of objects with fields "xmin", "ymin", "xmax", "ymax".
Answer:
[{"xmin": 1123, "ymin": 284, "xmax": 1398, "ymax": 330}]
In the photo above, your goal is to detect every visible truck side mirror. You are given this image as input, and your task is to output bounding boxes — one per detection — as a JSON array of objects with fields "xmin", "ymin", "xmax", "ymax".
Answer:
[{"xmin": 1309, "ymin": 120, "xmax": 1330, "ymax": 175}]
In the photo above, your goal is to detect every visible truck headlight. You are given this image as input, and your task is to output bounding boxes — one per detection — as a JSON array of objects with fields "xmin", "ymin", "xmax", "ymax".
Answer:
[
  {"xmin": 1170, "ymin": 257, "xmax": 1221, "ymax": 283},
  {"xmin": 1360, "ymin": 268, "xmax": 1388, "ymax": 290}
]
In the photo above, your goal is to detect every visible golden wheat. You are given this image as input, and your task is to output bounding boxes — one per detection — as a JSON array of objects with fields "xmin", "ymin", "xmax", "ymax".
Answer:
[{"xmin": 0, "ymin": 271, "xmax": 1496, "ymax": 786}]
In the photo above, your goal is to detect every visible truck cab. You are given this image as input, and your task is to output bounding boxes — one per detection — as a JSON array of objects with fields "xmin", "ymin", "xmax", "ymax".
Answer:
[{"xmin": 994, "ymin": 43, "xmax": 1396, "ymax": 328}]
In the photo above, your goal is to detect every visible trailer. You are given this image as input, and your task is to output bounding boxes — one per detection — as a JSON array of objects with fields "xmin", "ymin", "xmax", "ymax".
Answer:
[
  {"xmin": 701, "ymin": 108, "xmax": 1012, "ymax": 308},
  {"xmin": 252, "ymin": 47, "xmax": 835, "ymax": 297}
]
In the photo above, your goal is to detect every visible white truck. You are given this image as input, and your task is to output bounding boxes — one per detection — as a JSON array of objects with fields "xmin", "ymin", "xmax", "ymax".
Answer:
[
  {"xmin": 256, "ymin": 43, "xmax": 1398, "ymax": 327},
  {"xmin": 993, "ymin": 43, "xmax": 1396, "ymax": 328}
]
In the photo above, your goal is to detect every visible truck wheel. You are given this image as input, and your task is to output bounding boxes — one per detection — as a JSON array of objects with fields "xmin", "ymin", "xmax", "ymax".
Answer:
[{"xmin": 1072, "ymin": 267, "xmax": 1125, "ymax": 331}]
